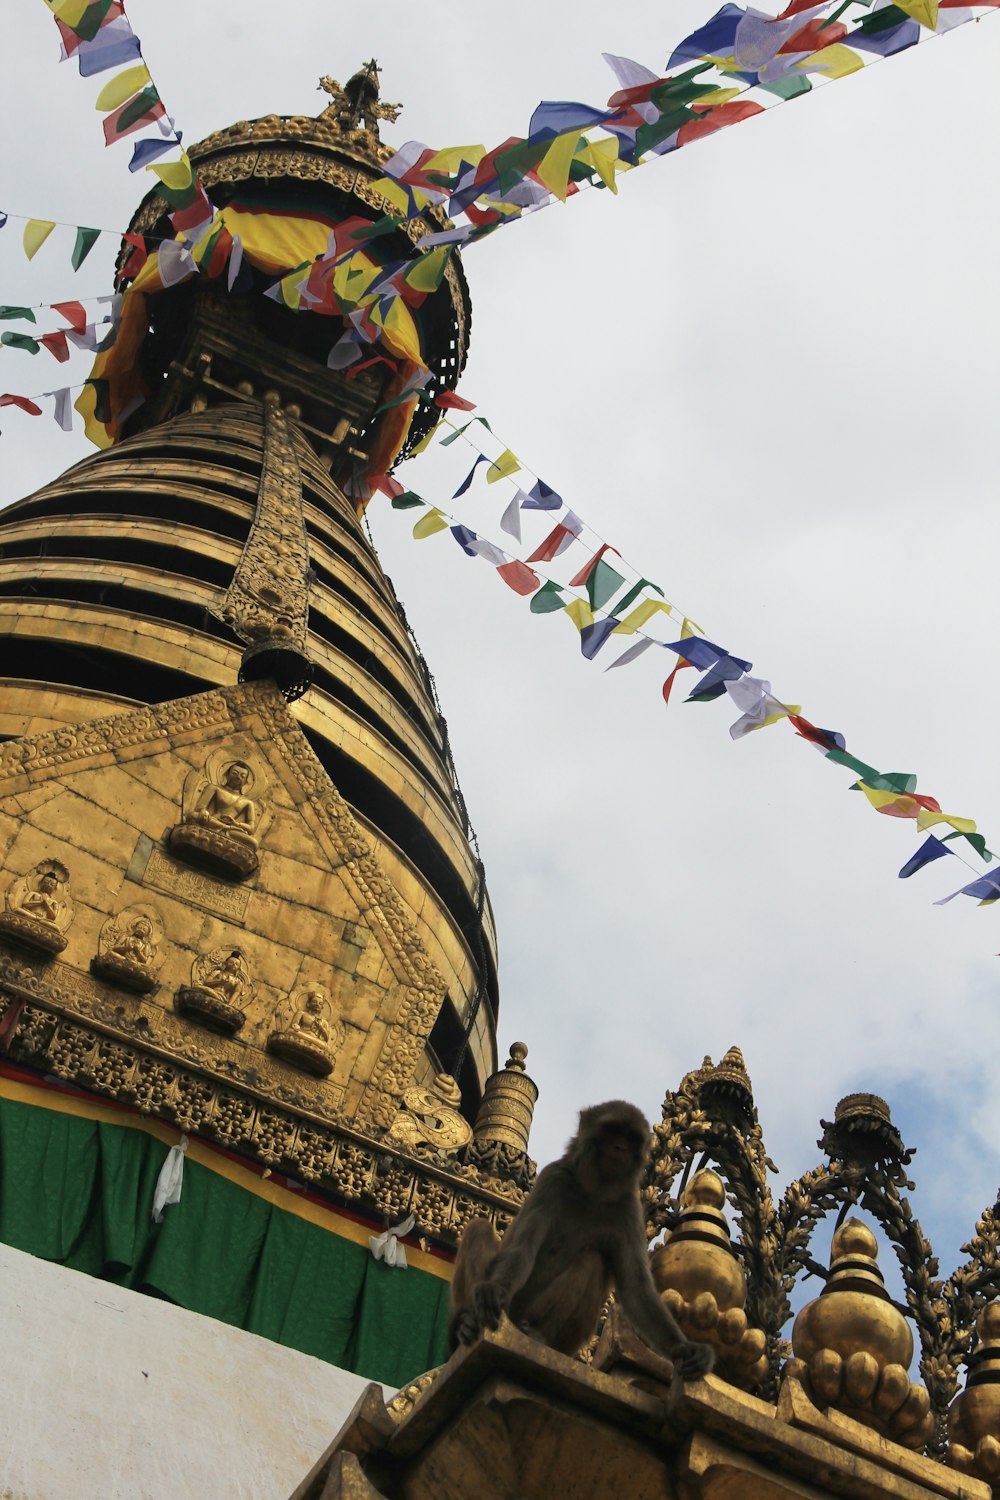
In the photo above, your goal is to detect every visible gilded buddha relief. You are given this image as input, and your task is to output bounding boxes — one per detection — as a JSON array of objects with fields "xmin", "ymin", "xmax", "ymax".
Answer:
[
  {"xmin": 168, "ymin": 749, "xmax": 270, "ymax": 881},
  {"xmin": 267, "ymin": 982, "xmax": 344, "ymax": 1077},
  {"xmin": 175, "ymin": 945, "xmax": 256, "ymax": 1036},
  {"xmin": 0, "ymin": 860, "xmax": 75, "ymax": 955},
  {"xmin": 91, "ymin": 905, "xmax": 163, "ymax": 994}
]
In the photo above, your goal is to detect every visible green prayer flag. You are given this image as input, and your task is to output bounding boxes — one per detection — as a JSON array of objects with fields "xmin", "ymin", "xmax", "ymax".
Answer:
[
  {"xmin": 116, "ymin": 85, "xmax": 161, "ymax": 136},
  {"xmin": 71, "ymin": 226, "xmax": 101, "ymax": 272},
  {"xmin": 611, "ymin": 577, "xmax": 663, "ymax": 618},
  {"xmin": 1, "ymin": 331, "xmax": 40, "ymax": 353},
  {"xmin": 863, "ymin": 771, "xmax": 917, "ymax": 794},
  {"xmin": 0, "ymin": 306, "xmax": 37, "ymax": 324},
  {"xmin": 587, "ymin": 558, "xmax": 626, "ymax": 612},
  {"xmin": 350, "ymin": 215, "xmax": 404, "ymax": 239},
  {"xmin": 758, "ymin": 74, "xmax": 812, "ymax": 101},
  {"xmin": 857, "ymin": 4, "xmax": 910, "ymax": 30},
  {"xmin": 825, "ymin": 748, "xmax": 881, "ymax": 780},
  {"xmin": 529, "ymin": 581, "xmax": 568, "ymax": 614},
  {"xmin": 945, "ymin": 831, "xmax": 994, "ymax": 862},
  {"xmin": 391, "ymin": 491, "xmax": 424, "ymax": 509}
]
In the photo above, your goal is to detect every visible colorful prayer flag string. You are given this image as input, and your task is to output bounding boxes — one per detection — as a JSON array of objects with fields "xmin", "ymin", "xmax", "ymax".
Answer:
[{"xmin": 378, "ymin": 400, "xmax": 998, "ymax": 904}]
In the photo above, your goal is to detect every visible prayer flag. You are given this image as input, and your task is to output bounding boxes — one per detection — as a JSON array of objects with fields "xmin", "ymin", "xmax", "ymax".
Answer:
[
  {"xmin": 129, "ymin": 135, "xmax": 178, "ymax": 171},
  {"xmin": 526, "ymin": 515, "xmax": 582, "ymax": 563},
  {"xmin": 435, "ymin": 391, "xmax": 476, "ymax": 411},
  {"xmin": 0, "ymin": 394, "xmax": 43, "ymax": 415},
  {"xmin": 500, "ymin": 494, "xmax": 522, "ymax": 541},
  {"xmin": 412, "ymin": 508, "xmax": 448, "ymax": 540},
  {"xmin": 580, "ymin": 618, "xmax": 620, "ymax": 660},
  {"xmin": 612, "ymin": 598, "xmax": 670, "ymax": 635},
  {"xmin": 0, "ymin": 306, "xmax": 36, "ymax": 323},
  {"xmin": 52, "ymin": 301, "xmax": 87, "ymax": 333},
  {"xmin": 486, "ymin": 448, "xmax": 520, "ymax": 483},
  {"xmin": 497, "ymin": 560, "xmax": 541, "ymax": 595},
  {"xmin": 523, "ymin": 478, "xmax": 561, "ymax": 511},
  {"xmin": 1, "ymin": 332, "xmax": 40, "ymax": 354},
  {"xmin": 606, "ymin": 638, "xmax": 654, "ymax": 670},
  {"xmin": 454, "ymin": 454, "xmax": 489, "ymax": 497},
  {"xmin": 586, "ymin": 558, "xmax": 626, "ymax": 611},
  {"xmin": 687, "ymin": 653, "xmax": 752, "ymax": 703},
  {"xmin": 613, "ymin": 577, "xmax": 664, "ymax": 618},
  {"xmin": 52, "ymin": 388, "xmax": 74, "ymax": 431},
  {"xmin": 390, "ymin": 491, "xmax": 423, "ymax": 510},
  {"xmin": 945, "ymin": 831, "xmax": 994, "ymax": 862},
  {"xmin": 23, "ymin": 221, "xmax": 56, "ymax": 260},
  {"xmin": 94, "ymin": 63, "xmax": 151, "ymax": 112},
  {"xmin": 71, "ymin": 226, "xmax": 101, "ymax": 269},
  {"xmin": 529, "ymin": 581, "xmax": 568, "ymax": 614},
  {"xmin": 39, "ymin": 332, "xmax": 70, "ymax": 363},
  {"xmin": 898, "ymin": 836, "xmax": 951, "ymax": 878},
  {"xmin": 935, "ymin": 869, "xmax": 1000, "ymax": 906}
]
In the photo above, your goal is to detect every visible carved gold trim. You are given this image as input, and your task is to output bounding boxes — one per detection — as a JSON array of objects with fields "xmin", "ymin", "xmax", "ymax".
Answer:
[
  {"xmin": 221, "ymin": 397, "xmax": 311, "ymax": 656},
  {"xmin": 0, "ymin": 992, "xmax": 524, "ymax": 1239}
]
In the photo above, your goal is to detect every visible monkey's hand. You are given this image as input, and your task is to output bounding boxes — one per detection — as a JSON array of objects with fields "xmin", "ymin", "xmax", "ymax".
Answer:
[
  {"xmin": 473, "ymin": 1278, "xmax": 508, "ymax": 1332},
  {"xmin": 671, "ymin": 1338, "xmax": 715, "ymax": 1380}
]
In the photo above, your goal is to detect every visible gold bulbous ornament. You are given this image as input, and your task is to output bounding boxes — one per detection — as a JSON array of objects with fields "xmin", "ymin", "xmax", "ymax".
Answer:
[
  {"xmin": 650, "ymin": 1168, "xmax": 767, "ymax": 1389},
  {"xmin": 788, "ymin": 1217, "xmax": 932, "ymax": 1448},
  {"xmin": 948, "ymin": 1300, "xmax": 1000, "ymax": 1482}
]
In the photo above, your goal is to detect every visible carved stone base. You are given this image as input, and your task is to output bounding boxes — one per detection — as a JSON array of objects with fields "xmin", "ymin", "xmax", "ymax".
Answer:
[
  {"xmin": 168, "ymin": 823, "xmax": 259, "ymax": 881},
  {"xmin": 90, "ymin": 954, "xmax": 158, "ymax": 995},
  {"xmin": 175, "ymin": 985, "xmax": 246, "ymax": 1036},
  {"xmin": 267, "ymin": 1029, "xmax": 335, "ymax": 1077},
  {"xmin": 0, "ymin": 911, "xmax": 67, "ymax": 956}
]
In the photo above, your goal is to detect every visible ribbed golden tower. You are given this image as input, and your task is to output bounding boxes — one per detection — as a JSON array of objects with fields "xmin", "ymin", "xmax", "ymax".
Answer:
[{"xmin": 0, "ymin": 84, "xmax": 498, "ymax": 1108}]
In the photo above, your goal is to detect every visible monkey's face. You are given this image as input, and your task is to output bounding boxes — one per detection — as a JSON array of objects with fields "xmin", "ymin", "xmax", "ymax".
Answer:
[{"xmin": 597, "ymin": 1120, "xmax": 646, "ymax": 1181}]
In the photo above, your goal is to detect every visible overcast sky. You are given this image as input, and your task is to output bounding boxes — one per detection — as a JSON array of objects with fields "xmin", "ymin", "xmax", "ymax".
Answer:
[{"xmin": 3, "ymin": 1, "xmax": 1000, "ymax": 1286}]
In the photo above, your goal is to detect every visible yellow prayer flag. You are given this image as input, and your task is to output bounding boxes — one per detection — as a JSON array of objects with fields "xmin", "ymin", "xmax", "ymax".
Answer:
[
  {"xmin": 564, "ymin": 598, "xmax": 595, "ymax": 632},
  {"xmin": 680, "ymin": 616, "xmax": 703, "ymax": 639},
  {"xmin": 404, "ymin": 246, "xmax": 451, "ymax": 294},
  {"xmin": 426, "ymin": 144, "xmax": 486, "ymax": 173},
  {"xmin": 576, "ymin": 137, "xmax": 620, "ymax": 194},
  {"xmin": 95, "ymin": 64, "xmax": 152, "ymax": 113},
  {"xmin": 369, "ymin": 178, "xmax": 412, "ymax": 214},
  {"xmin": 798, "ymin": 44, "xmax": 864, "ymax": 79},
  {"xmin": 536, "ymin": 131, "xmax": 582, "ymax": 203},
  {"xmin": 409, "ymin": 421, "xmax": 441, "ymax": 457},
  {"xmin": 894, "ymin": 0, "xmax": 939, "ymax": 25},
  {"xmin": 486, "ymin": 449, "xmax": 520, "ymax": 484},
  {"xmin": 74, "ymin": 381, "xmax": 112, "ymax": 449},
  {"xmin": 412, "ymin": 508, "xmax": 449, "ymax": 540},
  {"xmin": 44, "ymin": 0, "xmax": 90, "ymax": 22},
  {"xmin": 690, "ymin": 87, "xmax": 742, "ymax": 107},
  {"xmin": 916, "ymin": 809, "xmax": 977, "ymax": 834},
  {"xmin": 147, "ymin": 155, "xmax": 196, "ymax": 193},
  {"xmin": 612, "ymin": 599, "xmax": 672, "ymax": 636},
  {"xmin": 22, "ymin": 220, "xmax": 56, "ymax": 261},
  {"xmin": 857, "ymin": 784, "xmax": 917, "ymax": 816}
]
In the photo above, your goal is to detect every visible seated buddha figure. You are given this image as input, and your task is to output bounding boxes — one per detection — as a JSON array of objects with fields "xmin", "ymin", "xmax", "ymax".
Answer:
[
  {"xmin": 0, "ymin": 860, "xmax": 75, "ymax": 955},
  {"xmin": 169, "ymin": 757, "xmax": 263, "ymax": 880},
  {"xmin": 267, "ymin": 983, "xmax": 341, "ymax": 1078},
  {"xmin": 92, "ymin": 907, "xmax": 162, "ymax": 994},
  {"xmin": 176, "ymin": 946, "xmax": 255, "ymax": 1036}
]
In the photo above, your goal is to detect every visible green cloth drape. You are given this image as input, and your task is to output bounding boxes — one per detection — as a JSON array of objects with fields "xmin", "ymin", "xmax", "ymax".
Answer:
[{"xmin": 0, "ymin": 1092, "xmax": 450, "ymax": 1387}]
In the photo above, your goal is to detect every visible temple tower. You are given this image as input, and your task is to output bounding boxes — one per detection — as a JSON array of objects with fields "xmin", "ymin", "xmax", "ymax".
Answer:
[
  {"xmin": 0, "ymin": 71, "xmax": 537, "ymax": 1416},
  {"xmin": 0, "ymin": 78, "xmax": 497, "ymax": 1109}
]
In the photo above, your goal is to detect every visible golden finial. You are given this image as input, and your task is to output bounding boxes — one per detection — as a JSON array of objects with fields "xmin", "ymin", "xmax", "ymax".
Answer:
[
  {"xmin": 948, "ymin": 1300, "xmax": 1000, "ymax": 1482},
  {"xmin": 788, "ymin": 1217, "xmax": 932, "ymax": 1448},
  {"xmin": 317, "ymin": 61, "xmax": 402, "ymax": 141}
]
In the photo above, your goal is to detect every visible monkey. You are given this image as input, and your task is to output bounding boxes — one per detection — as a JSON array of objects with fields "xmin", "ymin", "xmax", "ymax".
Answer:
[{"xmin": 448, "ymin": 1100, "xmax": 715, "ymax": 1379}]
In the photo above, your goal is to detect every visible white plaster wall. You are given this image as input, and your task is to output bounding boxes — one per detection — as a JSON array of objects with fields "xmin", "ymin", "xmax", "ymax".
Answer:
[{"xmin": 0, "ymin": 1244, "xmax": 386, "ymax": 1500}]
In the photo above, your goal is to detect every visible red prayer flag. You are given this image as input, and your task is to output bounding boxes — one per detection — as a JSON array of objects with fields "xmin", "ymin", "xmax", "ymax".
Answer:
[
  {"xmin": 569, "ymin": 543, "xmax": 620, "ymax": 588},
  {"xmin": 39, "ymin": 332, "xmax": 70, "ymax": 363},
  {"xmin": 52, "ymin": 301, "xmax": 87, "ymax": 334},
  {"xmin": 0, "ymin": 394, "xmax": 43, "ymax": 415},
  {"xmin": 526, "ymin": 523, "xmax": 574, "ymax": 564},
  {"xmin": 677, "ymin": 101, "xmax": 765, "ymax": 148},
  {"xmin": 662, "ymin": 658, "xmax": 695, "ymax": 706},
  {"xmin": 371, "ymin": 474, "xmax": 405, "ymax": 499},
  {"xmin": 435, "ymin": 392, "xmax": 476, "ymax": 411},
  {"xmin": 102, "ymin": 93, "xmax": 167, "ymax": 146},
  {"xmin": 779, "ymin": 18, "xmax": 848, "ymax": 51},
  {"xmin": 121, "ymin": 233, "xmax": 148, "ymax": 279},
  {"xmin": 496, "ymin": 560, "xmax": 541, "ymax": 596}
]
